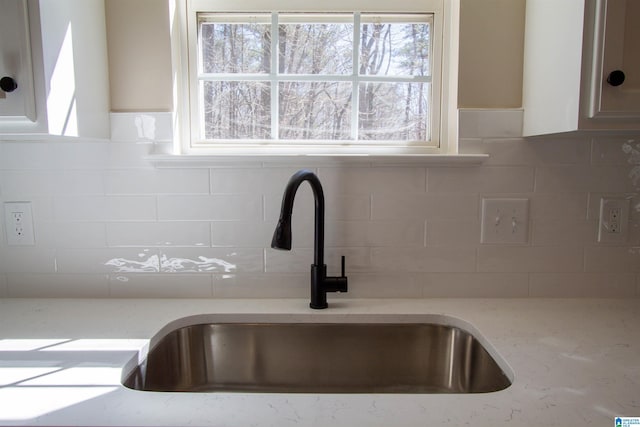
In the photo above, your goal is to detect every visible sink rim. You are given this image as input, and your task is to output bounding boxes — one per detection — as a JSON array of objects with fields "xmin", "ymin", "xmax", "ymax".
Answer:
[{"xmin": 121, "ymin": 312, "xmax": 515, "ymax": 392}]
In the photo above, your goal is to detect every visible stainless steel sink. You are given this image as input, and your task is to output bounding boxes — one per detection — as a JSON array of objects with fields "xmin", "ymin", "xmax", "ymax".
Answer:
[{"xmin": 123, "ymin": 317, "xmax": 512, "ymax": 394}]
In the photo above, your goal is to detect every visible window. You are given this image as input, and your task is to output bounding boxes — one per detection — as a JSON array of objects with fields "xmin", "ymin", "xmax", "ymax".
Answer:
[{"xmin": 176, "ymin": 0, "xmax": 458, "ymax": 155}]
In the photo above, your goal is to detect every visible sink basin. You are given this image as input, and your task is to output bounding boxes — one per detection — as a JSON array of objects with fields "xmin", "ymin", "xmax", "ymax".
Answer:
[{"xmin": 122, "ymin": 316, "xmax": 512, "ymax": 394}]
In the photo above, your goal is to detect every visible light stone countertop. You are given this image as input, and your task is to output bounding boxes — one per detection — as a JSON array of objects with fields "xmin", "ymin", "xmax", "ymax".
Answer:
[{"xmin": 0, "ymin": 298, "xmax": 638, "ymax": 426}]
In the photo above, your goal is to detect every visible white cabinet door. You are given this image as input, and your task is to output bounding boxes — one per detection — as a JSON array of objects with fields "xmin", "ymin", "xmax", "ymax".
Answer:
[
  {"xmin": 0, "ymin": 0, "xmax": 37, "ymax": 122},
  {"xmin": 589, "ymin": 0, "xmax": 640, "ymax": 118},
  {"xmin": 0, "ymin": 0, "xmax": 110, "ymax": 137},
  {"xmin": 523, "ymin": 0, "xmax": 640, "ymax": 136}
]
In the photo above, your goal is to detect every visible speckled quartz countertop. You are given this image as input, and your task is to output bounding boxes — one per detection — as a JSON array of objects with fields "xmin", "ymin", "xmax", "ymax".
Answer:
[{"xmin": 0, "ymin": 298, "xmax": 638, "ymax": 426}]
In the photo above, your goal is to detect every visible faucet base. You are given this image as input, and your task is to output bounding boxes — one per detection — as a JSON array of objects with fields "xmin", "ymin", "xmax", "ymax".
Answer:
[
  {"xmin": 310, "ymin": 263, "xmax": 348, "ymax": 309},
  {"xmin": 309, "ymin": 301, "xmax": 329, "ymax": 310}
]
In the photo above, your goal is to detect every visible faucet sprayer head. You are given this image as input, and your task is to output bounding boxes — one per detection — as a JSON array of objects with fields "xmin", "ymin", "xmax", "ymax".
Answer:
[{"xmin": 271, "ymin": 215, "xmax": 292, "ymax": 250}]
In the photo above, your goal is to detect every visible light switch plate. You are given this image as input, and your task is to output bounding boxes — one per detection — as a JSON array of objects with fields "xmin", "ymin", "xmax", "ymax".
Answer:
[{"xmin": 481, "ymin": 198, "xmax": 529, "ymax": 244}]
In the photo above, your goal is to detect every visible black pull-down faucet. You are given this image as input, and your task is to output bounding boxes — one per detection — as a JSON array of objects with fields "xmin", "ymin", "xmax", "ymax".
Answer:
[{"xmin": 271, "ymin": 169, "xmax": 348, "ymax": 309}]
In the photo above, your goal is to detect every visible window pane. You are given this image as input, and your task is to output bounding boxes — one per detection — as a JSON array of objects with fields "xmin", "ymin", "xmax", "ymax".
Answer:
[
  {"xmin": 358, "ymin": 82, "xmax": 429, "ymax": 141},
  {"xmin": 279, "ymin": 81, "xmax": 352, "ymax": 140},
  {"xmin": 200, "ymin": 22, "xmax": 271, "ymax": 74},
  {"xmin": 202, "ymin": 81, "xmax": 271, "ymax": 139},
  {"xmin": 359, "ymin": 20, "xmax": 430, "ymax": 77},
  {"xmin": 278, "ymin": 22, "xmax": 353, "ymax": 74}
]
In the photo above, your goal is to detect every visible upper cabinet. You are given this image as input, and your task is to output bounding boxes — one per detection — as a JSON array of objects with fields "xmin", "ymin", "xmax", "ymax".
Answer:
[
  {"xmin": 0, "ymin": 0, "xmax": 37, "ymax": 126},
  {"xmin": 522, "ymin": 0, "xmax": 640, "ymax": 136},
  {"xmin": 593, "ymin": 0, "xmax": 640, "ymax": 119},
  {"xmin": 0, "ymin": 0, "xmax": 110, "ymax": 138}
]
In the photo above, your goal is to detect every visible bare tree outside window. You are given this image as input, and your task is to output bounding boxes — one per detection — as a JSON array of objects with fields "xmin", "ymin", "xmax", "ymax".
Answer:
[{"xmin": 197, "ymin": 13, "xmax": 432, "ymax": 143}]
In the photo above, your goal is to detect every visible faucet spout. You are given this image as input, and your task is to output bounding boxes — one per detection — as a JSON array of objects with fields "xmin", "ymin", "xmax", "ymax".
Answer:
[{"xmin": 271, "ymin": 170, "xmax": 348, "ymax": 309}]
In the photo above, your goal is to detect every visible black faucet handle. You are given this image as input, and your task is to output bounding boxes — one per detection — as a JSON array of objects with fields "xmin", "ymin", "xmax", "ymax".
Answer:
[{"xmin": 341, "ymin": 255, "xmax": 346, "ymax": 277}]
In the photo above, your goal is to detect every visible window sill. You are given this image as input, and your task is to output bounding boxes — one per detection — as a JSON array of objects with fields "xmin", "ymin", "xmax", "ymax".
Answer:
[{"xmin": 146, "ymin": 151, "xmax": 489, "ymax": 167}]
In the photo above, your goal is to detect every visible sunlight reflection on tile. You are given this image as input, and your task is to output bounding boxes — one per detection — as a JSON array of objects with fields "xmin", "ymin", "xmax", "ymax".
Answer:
[
  {"xmin": 104, "ymin": 254, "xmax": 160, "ymax": 273},
  {"xmin": 160, "ymin": 255, "xmax": 237, "ymax": 273}
]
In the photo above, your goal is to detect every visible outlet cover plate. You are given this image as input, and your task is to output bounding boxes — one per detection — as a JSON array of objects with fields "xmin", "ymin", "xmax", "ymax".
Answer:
[
  {"xmin": 4, "ymin": 201, "xmax": 35, "ymax": 246},
  {"xmin": 481, "ymin": 198, "xmax": 529, "ymax": 244},
  {"xmin": 598, "ymin": 198, "xmax": 630, "ymax": 243}
]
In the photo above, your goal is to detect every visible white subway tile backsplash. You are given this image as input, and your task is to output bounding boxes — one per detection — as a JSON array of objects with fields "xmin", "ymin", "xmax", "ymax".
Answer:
[
  {"xmin": 325, "ymin": 221, "xmax": 425, "ymax": 247},
  {"xmin": 419, "ymin": 273, "xmax": 529, "ymax": 298},
  {"xmin": 38, "ymin": 222, "xmax": 107, "ymax": 248},
  {"xmin": 531, "ymin": 220, "xmax": 596, "ymax": 246},
  {"xmin": 110, "ymin": 112, "xmax": 174, "ymax": 143},
  {"xmin": 370, "ymin": 247, "xmax": 477, "ymax": 273},
  {"xmin": 372, "ymin": 193, "xmax": 478, "ymax": 221},
  {"xmin": 47, "ymin": 142, "xmax": 111, "ymax": 170},
  {"xmin": 53, "ymin": 196, "xmax": 157, "ymax": 221},
  {"xmin": 591, "ymin": 136, "xmax": 640, "ymax": 165},
  {"xmin": 0, "ymin": 248, "xmax": 56, "ymax": 273},
  {"xmin": 584, "ymin": 247, "xmax": 640, "ymax": 273},
  {"xmin": 478, "ymin": 246, "xmax": 584, "ymax": 273},
  {"xmin": 348, "ymin": 273, "xmax": 422, "ymax": 298},
  {"xmin": 535, "ymin": 165, "xmax": 637, "ymax": 193},
  {"xmin": 428, "ymin": 167, "xmax": 535, "ymax": 193},
  {"xmin": 529, "ymin": 273, "xmax": 637, "ymax": 297},
  {"xmin": 6, "ymin": 274, "xmax": 109, "ymax": 298},
  {"xmin": 1, "ymin": 113, "xmax": 639, "ymax": 299},
  {"xmin": 458, "ymin": 109, "xmax": 523, "ymax": 138},
  {"xmin": 425, "ymin": 220, "xmax": 480, "ymax": 246},
  {"xmin": 211, "ymin": 221, "xmax": 273, "ymax": 247},
  {"xmin": 0, "ymin": 142, "xmax": 56, "ymax": 170},
  {"xmin": 318, "ymin": 167, "xmax": 426, "ymax": 194},
  {"xmin": 326, "ymin": 195, "xmax": 372, "ymax": 221},
  {"xmin": 109, "ymin": 274, "xmax": 213, "ymax": 298},
  {"xmin": 158, "ymin": 195, "xmax": 263, "ymax": 221},
  {"xmin": 212, "ymin": 273, "xmax": 308, "ymax": 298},
  {"xmin": 106, "ymin": 169, "xmax": 210, "ymax": 195},
  {"xmin": 0, "ymin": 171, "xmax": 105, "ymax": 196},
  {"xmin": 211, "ymin": 168, "xmax": 305, "ymax": 194},
  {"xmin": 106, "ymin": 142, "xmax": 154, "ymax": 169},
  {"xmin": 529, "ymin": 193, "xmax": 588, "ymax": 220},
  {"xmin": 107, "ymin": 222, "xmax": 210, "ymax": 247},
  {"xmin": 459, "ymin": 138, "xmax": 590, "ymax": 166}
]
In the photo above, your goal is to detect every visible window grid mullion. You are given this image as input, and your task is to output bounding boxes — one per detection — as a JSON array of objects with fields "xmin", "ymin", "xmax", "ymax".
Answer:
[
  {"xmin": 351, "ymin": 12, "xmax": 361, "ymax": 141},
  {"xmin": 270, "ymin": 12, "xmax": 279, "ymax": 140},
  {"xmin": 198, "ymin": 74, "xmax": 431, "ymax": 83}
]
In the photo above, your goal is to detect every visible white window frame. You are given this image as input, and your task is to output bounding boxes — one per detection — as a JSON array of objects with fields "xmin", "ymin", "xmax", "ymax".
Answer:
[{"xmin": 169, "ymin": 0, "xmax": 459, "ymax": 157}]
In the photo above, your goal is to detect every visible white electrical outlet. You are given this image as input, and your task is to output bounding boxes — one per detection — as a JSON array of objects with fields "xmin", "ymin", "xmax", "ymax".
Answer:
[
  {"xmin": 481, "ymin": 198, "xmax": 529, "ymax": 244},
  {"xmin": 4, "ymin": 202, "xmax": 35, "ymax": 246},
  {"xmin": 598, "ymin": 198, "xmax": 630, "ymax": 243}
]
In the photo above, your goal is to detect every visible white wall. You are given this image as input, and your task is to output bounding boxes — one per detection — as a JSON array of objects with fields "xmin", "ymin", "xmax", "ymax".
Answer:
[
  {"xmin": 0, "ymin": 114, "xmax": 639, "ymax": 298},
  {"xmin": 103, "ymin": 0, "xmax": 526, "ymax": 112}
]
